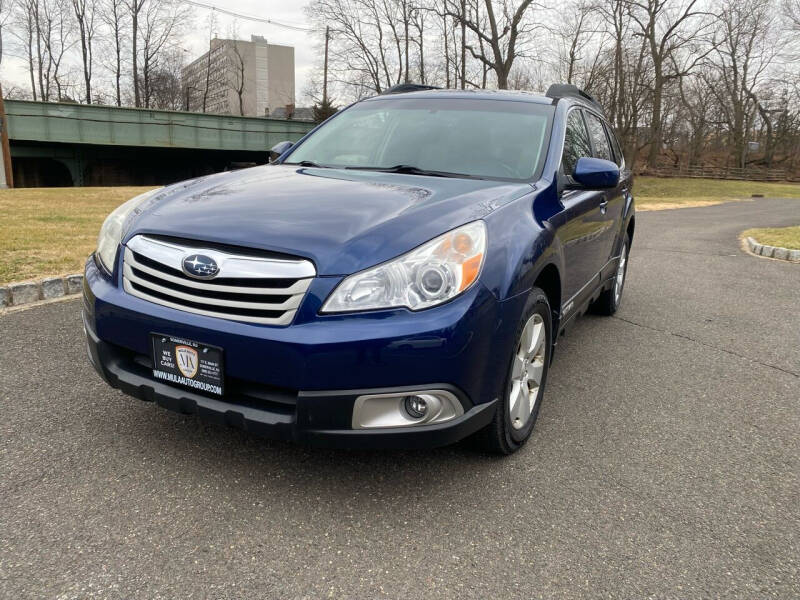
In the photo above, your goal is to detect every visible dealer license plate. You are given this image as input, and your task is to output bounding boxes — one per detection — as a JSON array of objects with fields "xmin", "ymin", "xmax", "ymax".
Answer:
[{"xmin": 151, "ymin": 334, "xmax": 224, "ymax": 396}]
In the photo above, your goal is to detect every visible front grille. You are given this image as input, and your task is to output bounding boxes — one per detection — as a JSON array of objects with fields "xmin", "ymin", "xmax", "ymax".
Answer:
[{"xmin": 122, "ymin": 235, "xmax": 315, "ymax": 325}]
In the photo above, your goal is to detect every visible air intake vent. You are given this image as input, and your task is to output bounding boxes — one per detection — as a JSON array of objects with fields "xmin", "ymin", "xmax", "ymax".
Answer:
[{"xmin": 122, "ymin": 235, "xmax": 315, "ymax": 325}]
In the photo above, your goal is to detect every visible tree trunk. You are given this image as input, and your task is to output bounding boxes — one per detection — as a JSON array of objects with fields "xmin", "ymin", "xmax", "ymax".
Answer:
[
  {"xmin": 460, "ymin": 0, "xmax": 466, "ymax": 89},
  {"xmin": 132, "ymin": 9, "xmax": 139, "ymax": 107},
  {"xmin": 403, "ymin": 1, "xmax": 409, "ymax": 83},
  {"xmin": 647, "ymin": 72, "xmax": 663, "ymax": 167}
]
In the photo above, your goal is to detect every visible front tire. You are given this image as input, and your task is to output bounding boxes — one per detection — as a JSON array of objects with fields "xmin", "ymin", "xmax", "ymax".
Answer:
[
  {"xmin": 591, "ymin": 233, "xmax": 630, "ymax": 316},
  {"xmin": 475, "ymin": 287, "xmax": 552, "ymax": 455}
]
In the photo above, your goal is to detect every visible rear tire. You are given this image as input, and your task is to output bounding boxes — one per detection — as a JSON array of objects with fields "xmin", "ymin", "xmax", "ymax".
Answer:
[
  {"xmin": 475, "ymin": 287, "xmax": 552, "ymax": 455},
  {"xmin": 591, "ymin": 233, "xmax": 630, "ymax": 316}
]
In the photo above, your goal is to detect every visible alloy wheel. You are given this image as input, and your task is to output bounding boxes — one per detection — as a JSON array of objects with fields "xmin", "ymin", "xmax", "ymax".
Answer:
[{"xmin": 509, "ymin": 313, "xmax": 547, "ymax": 430}]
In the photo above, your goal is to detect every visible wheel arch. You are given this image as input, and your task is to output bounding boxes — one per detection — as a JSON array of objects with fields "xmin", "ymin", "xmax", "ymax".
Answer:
[
  {"xmin": 532, "ymin": 262, "xmax": 562, "ymax": 332},
  {"xmin": 626, "ymin": 214, "xmax": 635, "ymax": 245}
]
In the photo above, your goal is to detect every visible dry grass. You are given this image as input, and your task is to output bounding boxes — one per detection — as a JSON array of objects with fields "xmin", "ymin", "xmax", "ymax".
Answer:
[
  {"xmin": 0, "ymin": 186, "xmax": 153, "ymax": 285},
  {"xmin": 636, "ymin": 177, "xmax": 800, "ymax": 210},
  {"xmin": 742, "ymin": 226, "xmax": 800, "ymax": 250}
]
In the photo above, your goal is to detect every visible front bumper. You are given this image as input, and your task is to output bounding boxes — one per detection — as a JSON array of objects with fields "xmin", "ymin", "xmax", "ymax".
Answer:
[
  {"xmin": 85, "ymin": 312, "xmax": 497, "ymax": 448},
  {"xmin": 83, "ymin": 254, "xmax": 523, "ymax": 448}
]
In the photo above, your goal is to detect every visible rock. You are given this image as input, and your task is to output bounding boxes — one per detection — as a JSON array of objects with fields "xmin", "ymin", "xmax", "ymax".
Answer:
[
  {"xmin": 10, "ymin": 282, "xmax": 41, "ymax": 305},
  {"xmin": 788, "ymin": 249, "xmax": 800, "ymax": 262},
  {"xmin": 760, "ymin": 245, "xmax": 774, "ymax": 258},
  {"xmin": 773, "ymin": 247, "xmax": 789, "ymax": 261},
  {"xmin": 65, "ymin": 274, "xmax": 84, "ymax": 295},
  {"xmin": 0, "ymin": 287, "xmax": 9, "ymax": 308},
  {"xmin": 41, "ymin": 277, "xmax": 66, "ymax": 299}
]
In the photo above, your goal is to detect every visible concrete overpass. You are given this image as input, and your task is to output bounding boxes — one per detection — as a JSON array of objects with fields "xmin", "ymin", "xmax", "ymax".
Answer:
[{"xmin": 2, "ymin": 100, "xmax": 315, "ymax": 187}]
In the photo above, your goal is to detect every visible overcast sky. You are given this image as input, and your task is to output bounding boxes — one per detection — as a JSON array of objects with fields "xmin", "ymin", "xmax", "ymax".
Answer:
[{"xmin": 1, "ymin": 0, "xmax": 320, "ymax": 104}]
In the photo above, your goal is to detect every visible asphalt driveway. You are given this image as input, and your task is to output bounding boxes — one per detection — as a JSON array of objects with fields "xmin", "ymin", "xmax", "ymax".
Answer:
[{"xmin": 1, "ymin": 198, "xmax": 798, "ymax": 598}]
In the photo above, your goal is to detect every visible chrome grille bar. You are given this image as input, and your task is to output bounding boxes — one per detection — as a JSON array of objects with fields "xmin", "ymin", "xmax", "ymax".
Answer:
[{"xmin": 122, "ymin": 235, "xmax": 315, "ymax": 325}]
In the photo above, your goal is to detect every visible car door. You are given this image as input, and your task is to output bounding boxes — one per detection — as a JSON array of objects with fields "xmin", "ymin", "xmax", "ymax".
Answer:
[
  {"xmin": 583, "ymin": 111, "xmax": 626, "ymax": 279},
  {"xmin": 605, "ymin": 120, "xmax": 633, "ymax": 256},
  {"xmin": 553, "ymin": 109, "xmax": 611, "ymax": 311}
]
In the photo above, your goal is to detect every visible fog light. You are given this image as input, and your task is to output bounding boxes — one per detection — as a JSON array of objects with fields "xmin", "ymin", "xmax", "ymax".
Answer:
[
  {"xmin": 351, "ymin": 389, "xmax": 464, "ymax": 429},
  {"xmin": 404, "ymin": 395, "xmax": 428, "ymax": 419}
]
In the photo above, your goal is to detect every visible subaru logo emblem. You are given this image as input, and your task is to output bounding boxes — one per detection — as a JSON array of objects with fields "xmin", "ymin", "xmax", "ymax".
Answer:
[{"xmin": 182, "ymin": 254, "xmax": 219, "ymax": 279}]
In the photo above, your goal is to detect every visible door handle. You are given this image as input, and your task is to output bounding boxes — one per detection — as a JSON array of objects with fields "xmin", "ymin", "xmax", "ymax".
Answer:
[{"xmin": 599, "ymin": 198, "xmax": 608, "ymax": 214}]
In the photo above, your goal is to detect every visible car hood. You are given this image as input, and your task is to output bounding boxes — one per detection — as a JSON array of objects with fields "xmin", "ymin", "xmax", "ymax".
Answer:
[{"xmin": 126, "ymin": 165, "xmax": 532, "ymax": 275}]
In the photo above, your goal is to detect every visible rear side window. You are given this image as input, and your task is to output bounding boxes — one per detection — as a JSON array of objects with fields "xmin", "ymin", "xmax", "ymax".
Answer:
[
  {"xmin": 562, "ymin": 110, "xmax": 592, "ymax": 176},
  {"xmin": 585, "ymin": 112, "xmax": 613, "ymax": 162},
  {"xmin": 605, "ymin": 123, "xmax": 625, "ymax": 168}
]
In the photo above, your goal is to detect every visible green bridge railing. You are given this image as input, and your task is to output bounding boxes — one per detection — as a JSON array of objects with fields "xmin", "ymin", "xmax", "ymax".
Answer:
[{"xmin": 4, "ymin": 100, "xmax": 315, "ymax": 152}]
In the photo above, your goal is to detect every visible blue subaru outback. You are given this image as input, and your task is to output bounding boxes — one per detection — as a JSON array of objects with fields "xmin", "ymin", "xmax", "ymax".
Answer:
[{"xmin": 83, "ymin": 84, "xmax": 634, "ymax": 454}]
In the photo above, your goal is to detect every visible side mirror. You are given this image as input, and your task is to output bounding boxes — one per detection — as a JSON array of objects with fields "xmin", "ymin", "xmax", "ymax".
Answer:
[
  {"xmin": 268, "ymin": 140, "xmax": 294, "ymax": 163},
  {"xmin": 571, "ymin": 157, "xmax": 620, "ymax": 189}
]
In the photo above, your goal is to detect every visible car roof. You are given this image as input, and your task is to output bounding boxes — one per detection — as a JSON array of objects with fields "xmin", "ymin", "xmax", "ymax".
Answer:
[
  {"xmin": 360, "ymin": 88, "xmax": 609, "ymax": 118},
  {"xmin": 361, "ymin": 88, "xmax": 556, "ymax": 106}
]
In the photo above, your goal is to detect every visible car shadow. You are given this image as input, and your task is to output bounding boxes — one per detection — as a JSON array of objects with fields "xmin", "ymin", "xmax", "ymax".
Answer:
[{"xmin": 110, "ymin": 394, "xmax": 513, "ymax": 502}]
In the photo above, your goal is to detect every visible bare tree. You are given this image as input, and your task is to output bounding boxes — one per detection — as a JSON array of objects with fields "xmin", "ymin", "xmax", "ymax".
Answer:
[
  {"xmin": 626, "ymin": 0, "xmax": 713, "ymax": 166},
  {"xmin": 410, "ymin": 5, "xmax": 426, "ymax": 83},
  {"xmin": 446, "ymin": 0, "xmax": 540, "ymax": 89},
  {"xmin": 14, "ymin": 0, "xmax": 40, "ymax": 100},
  {"xmin": 124, "ymin": 0, "xmax": 144, "ymax": 106},
  {"xmin": 707, "ymin": 0, "xmax": 777, "ymax": 168},
  {"xmin": 784, "ymin": 0, "xmax": 800, "ymax": 30},
  {"xmin": 147, "ymin": 46, "xmax": 183, "ymax": 109},
  {"xmin": 13, "ymin": 0, "xmax": 74, "ymax": 101},
  {"xmin": 99, "ymin": 0, "xmax": 126, "ymax": 106},
  {"xmin": 306, "ymin": 0, "xmax": 403, "ymax": 95},
  {"xmin": 550, "ymin": 0, "xmax": 610, "ymax": 92},
  {"xmin": 136, "ymin": 0, "xmax": 189, "ymax": 108},
  {"xmin": 224, "ymin": 36, "xmax": 247, "ymax": 116},
  {"xmin": 0, "ymin": 0, "xmax": 10, "ymax": 65},
  {"xmin": 71, "ymin": 0, "xmax": 97, "ymax": 103}
]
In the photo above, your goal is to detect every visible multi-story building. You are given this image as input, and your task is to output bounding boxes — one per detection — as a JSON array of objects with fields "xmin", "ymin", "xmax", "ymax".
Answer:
[{"xmin": 182, "ymin": 35, "xmax": 295, "ymax": 117}]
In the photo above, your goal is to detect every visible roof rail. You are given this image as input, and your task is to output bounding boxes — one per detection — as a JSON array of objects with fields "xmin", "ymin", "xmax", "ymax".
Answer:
[
  {"xmin": 382, "ymin": 83, "xmax": 442, "ymax": 95},
  {"xmin": 545, "ymin": 84, "xmax": 601, "ymax": 108}
]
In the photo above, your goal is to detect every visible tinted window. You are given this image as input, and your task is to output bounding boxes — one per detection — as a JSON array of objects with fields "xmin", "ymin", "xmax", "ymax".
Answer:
[
  {"xmin": 562, "ymin": 110, "xmax": 592, "ymax": 176},
  {"xmin": 585, "ymin": 112, "xmax": 613, "ymax": 162},
  {"xmin": 605, "ymin": 123, "xmax": 625, "ymax": 167},
  {"xmin": 287, "ymin": 98, "xmax": 554, "ymax": 181}
]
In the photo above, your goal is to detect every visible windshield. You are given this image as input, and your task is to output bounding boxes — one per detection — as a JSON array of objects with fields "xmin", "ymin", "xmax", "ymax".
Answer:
[{"xmin": 285, "ymin": 97, "xmax": 554, "ymax": 181}]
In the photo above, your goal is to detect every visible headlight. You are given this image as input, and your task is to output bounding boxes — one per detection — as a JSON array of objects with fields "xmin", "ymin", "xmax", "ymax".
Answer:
[
  {"xmin": 321, "ymin": 221, "xmax": 486, "ymax": 313},
  {"xmin": 96, "ymin": 188, "xmax": 162, "ymax": 272}
]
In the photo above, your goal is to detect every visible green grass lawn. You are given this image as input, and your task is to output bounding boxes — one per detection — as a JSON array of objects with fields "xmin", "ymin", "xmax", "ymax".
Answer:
[
  {"xmin": 1, "ymin": 177, "xmax": 799, "ymax": 286},
  {"xmin": 635, "ymin": 177, "xmax": 800, "ymax": 209},
  {"xmin": 743, "ymin": 226, "xmax": 800, "ymax": 250}
]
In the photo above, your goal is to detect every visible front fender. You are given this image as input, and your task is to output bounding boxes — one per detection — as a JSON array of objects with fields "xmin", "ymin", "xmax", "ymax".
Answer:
[{"xmin": 480, "ymin": 184, "xmax": 564, "ymax": 302}]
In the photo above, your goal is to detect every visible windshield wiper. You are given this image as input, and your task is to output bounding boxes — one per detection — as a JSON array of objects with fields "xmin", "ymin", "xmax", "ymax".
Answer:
[
  {"xmin": 345, "ymin": 164, "xmax": 469, "ymax": 178},
  {"xmin": 286, "ymin": 160, "xmax": 327, "ymax": 168}
]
